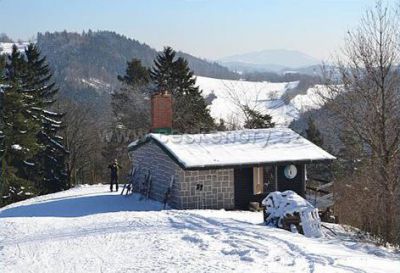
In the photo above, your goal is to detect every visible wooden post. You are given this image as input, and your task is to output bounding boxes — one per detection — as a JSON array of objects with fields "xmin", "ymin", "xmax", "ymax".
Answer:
[{"xmin": 301, "ymin": 164, "xmax": 307, "ymax": 197}]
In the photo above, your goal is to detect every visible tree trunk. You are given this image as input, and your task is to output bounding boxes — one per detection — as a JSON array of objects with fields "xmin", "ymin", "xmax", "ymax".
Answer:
[{"xmin": 384, "ymin": 191, "xmax": 395, "ymax": 243}]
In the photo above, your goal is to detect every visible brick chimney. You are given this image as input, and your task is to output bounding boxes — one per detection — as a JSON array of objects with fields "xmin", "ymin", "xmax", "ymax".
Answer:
[{"xmin": 151, "ymin": 91, "xmax": 173, "ymax": 134}]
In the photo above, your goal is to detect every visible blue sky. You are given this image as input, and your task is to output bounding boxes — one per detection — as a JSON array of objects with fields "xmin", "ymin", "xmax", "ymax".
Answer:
[{"xmin": 0, "ymin": 0, "xmax": 378, "ymax": 60}]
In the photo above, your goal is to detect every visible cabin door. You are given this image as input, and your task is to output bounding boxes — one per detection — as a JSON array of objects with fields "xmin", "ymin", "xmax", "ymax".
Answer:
[{"xmin": 234, "ymin": 167, "xmax": 254, "ymax": 209}]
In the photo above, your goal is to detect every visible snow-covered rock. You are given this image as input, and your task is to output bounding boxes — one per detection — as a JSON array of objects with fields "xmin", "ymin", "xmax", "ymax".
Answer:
[
  {"xmin": 262, "ymin": 191, "xmax": 322, "ymax": 238},
  {"xmin": 11, "ymin": 144, "xmax": 22, "ymax": 151}
]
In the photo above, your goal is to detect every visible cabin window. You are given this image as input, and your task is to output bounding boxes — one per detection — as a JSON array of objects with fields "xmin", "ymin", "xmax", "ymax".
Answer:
[
  {"xmin": 253, "ymin": 167, "xmax": 264, "ymax": 194},
  {"xmin": 263, "ymin": 166, "xmax": 276, "ymax": 192}
]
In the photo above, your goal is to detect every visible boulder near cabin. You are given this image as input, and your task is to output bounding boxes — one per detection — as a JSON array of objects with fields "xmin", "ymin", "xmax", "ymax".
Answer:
[{"xmin": 128, "ymin": 91, "xmax": 335, "ymax": 210}]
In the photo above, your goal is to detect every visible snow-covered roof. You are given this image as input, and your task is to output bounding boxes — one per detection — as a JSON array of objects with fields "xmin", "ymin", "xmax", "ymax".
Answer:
[{"xmin": 128, "ymin": 128, "xmax": 335, "ymax": 169}]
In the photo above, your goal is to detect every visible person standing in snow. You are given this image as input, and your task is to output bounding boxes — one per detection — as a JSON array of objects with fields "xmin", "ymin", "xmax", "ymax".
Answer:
[{"xmin": 108, "ymin": 159, "xmax": 121, "ymax": 192}]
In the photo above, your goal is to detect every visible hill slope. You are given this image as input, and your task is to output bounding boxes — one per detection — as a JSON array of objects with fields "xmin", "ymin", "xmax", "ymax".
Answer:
[
  {"xmin": 0, "ymin": 185, "xmax": 398, "ymax": 273},
  {"xmin": 197, "ymin": 76, "xmax": 323, "ymax": 126},
  {"xmin": 1, "ymin": 31, "xmax": 238, "ymax": 117},
  {"xmin": 219, "ymin": 49, "xmax": 320, "ymax": 73}
]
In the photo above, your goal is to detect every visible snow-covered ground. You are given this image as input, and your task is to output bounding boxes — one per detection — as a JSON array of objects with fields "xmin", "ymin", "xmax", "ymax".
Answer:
[
  {"xmin": 0, "ymin": 42, "xmax": 29, "ymax": 55},
  {"xmin": 0, "ymin": 185, "xmax": 398, "ymax": 273},
  {"xmin": 80, "ymin": 78, "xmax": 111, "ymax": 90},
  {"xmin": 290, "ymin": 84, "xmax": 328, "ymax": 112},
  {"xmin": 196, "ymin": 76, "xmax": 323, "ymax": 126}
]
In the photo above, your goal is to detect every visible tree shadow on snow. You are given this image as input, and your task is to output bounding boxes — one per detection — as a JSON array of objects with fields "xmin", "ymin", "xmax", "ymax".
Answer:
[{"xmin": 0, "ymin": 194, "xmax": 164, "ymax": 218}]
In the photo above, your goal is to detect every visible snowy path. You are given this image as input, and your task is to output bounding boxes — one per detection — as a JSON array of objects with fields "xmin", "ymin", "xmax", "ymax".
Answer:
[{"xmin": 0, "ymin": 185, "xmax": 399, "ymax": 273}]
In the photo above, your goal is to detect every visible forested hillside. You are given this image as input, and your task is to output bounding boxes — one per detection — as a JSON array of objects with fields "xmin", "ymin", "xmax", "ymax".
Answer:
[{"xmin": 36, "ymin": 31, "xmax": 237, "ymax": 115}]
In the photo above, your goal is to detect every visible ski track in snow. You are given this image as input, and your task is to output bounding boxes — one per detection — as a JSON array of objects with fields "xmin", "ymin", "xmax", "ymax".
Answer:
[{"xmin": 0, "ymin": 185, "xmax": 399, "ymax": 273}]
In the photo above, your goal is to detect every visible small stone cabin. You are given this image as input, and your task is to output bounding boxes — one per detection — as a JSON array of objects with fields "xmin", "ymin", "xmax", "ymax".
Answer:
[
  {"xmin": 128, "ymin": 129, "xmax": 335, "ymax": 210},
  {"xmin": 127, "ymin": 92, "xmax": 335, "ymax": 210}
]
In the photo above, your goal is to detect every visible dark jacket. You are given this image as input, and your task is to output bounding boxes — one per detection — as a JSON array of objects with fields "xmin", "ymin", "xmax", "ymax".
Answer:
[{"xmin": 108, "ymin": 163, "xmax": 121, "ymax": 178}]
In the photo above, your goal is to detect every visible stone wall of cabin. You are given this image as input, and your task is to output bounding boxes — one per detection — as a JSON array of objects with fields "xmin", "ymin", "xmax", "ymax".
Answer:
[
  {"xmin": 130, "ymin": 140, "xmax": 181, "ymax": 208},
  {"xmin": 130, "ymin": 140, "xmax": 235, "ymax": 210},
  {"xmin": 175, "ymin": 168, "xmax": 235, "ymax": 209}
]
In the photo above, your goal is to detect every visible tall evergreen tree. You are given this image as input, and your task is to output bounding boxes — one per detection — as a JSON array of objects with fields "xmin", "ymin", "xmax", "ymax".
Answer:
[
  {"xmin": 150, "ymin": 47, "xmax": 176, "ymax": 92},
  {"xmin": 1, "ymin": 46, "xmax": 41, "ymax": 204},
  {"xmin": 0, "ymin": 55, "xmax": 6, "ymax": 192},
  {"xmin": 302, "ymin": 116, "xmax": 331, "ymax": 182},
  {"xmin": 112, "ymin": 58, "xmax": 150, "ymax": 131},
  {"xmin": 105, "ymin": 59, "xmax": 151, "ymax": 171},
  {"xmin": 305, "ymin": 117, "xmax": 323, "ymax": 146},
  {"xmin": 117, "ymin": 58, "xmax": 150, "ymax": 87},
  {"xmin": 0, "ymin": 44, "xmax": 68, "ymax": 206},
  {"xmin": 24, "ymin": 44, "xmax": 68, "ymax": 194},
  {"xmin": 243, "ymin": 106, "xmax": 275, "ymax": 129},
  {"xmin": 150, "ymin": 47, "xmax": 215, "ymax": 132}
]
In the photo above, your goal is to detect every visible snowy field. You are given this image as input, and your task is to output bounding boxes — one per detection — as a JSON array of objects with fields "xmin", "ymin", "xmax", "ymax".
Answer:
[
  {"xmin": 196, "ymin": 76, "xmax": 324, "ymax": 126},
  {"xmin": 1, "ymin": 185, "xmax": 399, "ymax": 273},
  {"xmin": 0, "ymin": 42, "xmax": 29, "ymax": 55}
]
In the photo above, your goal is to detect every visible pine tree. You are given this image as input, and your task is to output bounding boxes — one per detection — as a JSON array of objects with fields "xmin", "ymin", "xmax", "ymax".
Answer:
[
  {"xmin": 305, "ymin": 117, "xmax": 323, "ymax": 146},
  {"xmin": 1, "ymin": 46, "xmax": 41, "ymax": 204},
  {"xmin": 0, "ymin": 44, "xmax": 68, "ymax": 206},
  {"xmin": 112, "ymin": 58, "xmax": 150, "ymax": 131},
  {"xmin": 216, "ymin": 119, "xmax": 227, "ymax": 131},
  {"xmin": 0, "ymin": 55, "xmax": 5, "ymax": 194},
  {"xmin": 303, "ymin": 116, "xmax": 332, "ymax": 185},
  {"xmin": 172, "ymin": 57, "xmax": 215, "ymax": 132},
  {"xmin": 117, "ymin": 58, "xmax": 150, "ymax": 87},
  {"xmin": 150, "ymin": 47, "xmax": 215, "ymax": 132},
  {"xmin": 150, "ymin": 47, "xmax": 176, "ymax": 92},
  {"xmin": 105, "ymin": 59, "xmax": 151, "ymax": 171},
  {"xmin": 24, "ymin": 44, "xmax": 68, "ymax": 194},
  {"xmin": 243, "ymin": 106, "xmax": 275, "ymax": 129}
]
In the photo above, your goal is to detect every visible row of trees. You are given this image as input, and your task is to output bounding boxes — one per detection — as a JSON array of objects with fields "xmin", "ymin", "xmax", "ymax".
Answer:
[{"xmin": 0, "ymin": 45, "xmax": 68, "ymax": 206}]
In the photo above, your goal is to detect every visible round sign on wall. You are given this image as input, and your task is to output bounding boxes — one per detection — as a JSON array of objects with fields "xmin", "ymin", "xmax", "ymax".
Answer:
[{"xmin": 284, "ymin": 165, "xmax": 297, "ymax": 179}]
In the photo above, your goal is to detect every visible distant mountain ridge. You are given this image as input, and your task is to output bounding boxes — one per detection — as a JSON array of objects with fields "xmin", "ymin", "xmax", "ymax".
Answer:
[
  {"xmin": 218, "ymin": 49, "xmax": 320, "ymax": 73},
  {"xmin": 36, "ymin": 30, "xmax": 237, "ymax": 80}
]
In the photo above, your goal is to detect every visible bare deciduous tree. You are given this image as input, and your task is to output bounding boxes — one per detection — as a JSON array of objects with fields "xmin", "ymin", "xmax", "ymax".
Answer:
[
  {"xmin": 222, "ymin": 80, "xmax": 268, "ymax": 128},
  {"xmin": 322, "ymin": 1, "xmax": 400, "ymax": 243},
  {"xmin": 111, "ymin": 84, "xmax": 150, "ymax": 132},
  {"xmin": 60, "ymin": 101, "xmax": 102, "ymax": 186}
]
